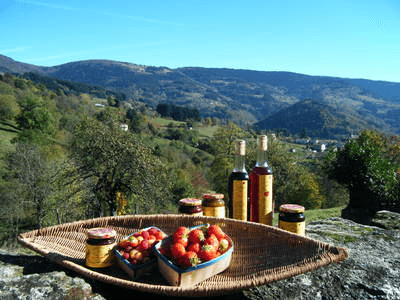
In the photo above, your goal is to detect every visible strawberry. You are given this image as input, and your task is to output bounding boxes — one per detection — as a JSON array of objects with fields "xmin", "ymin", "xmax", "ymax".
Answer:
[
  {"xmin": 198, "ymin": 244, "xmax": 218, "ymax": 262},
  {"xmin": 174, "ymin": 226, "xmax": 189, "ymax": 237},
  {"xmin": 147, "ymin": 227, "xmax": 158, "ymax": 236},
  {"xmin": 178, "ymin": 251, "xmax": 199, "ymax": 268},
  {"xmin": 204, "ymin": 234, "xmax": 219, "ymax": 251},
  {"xmin": 171, "ymin": 242, "xmax": 186, "ymax": 259},
  {"xmin": 188, "ymin": 229, "xmax": 205, "ymax": 244},
  {"xmin": 140, "ymin": 230, "xmax": 150, "ymax": 240},
  {"xmin": 173, "ymin": 226, "xmax": 189, "ymax": 246},
  {"xmin": 187, "ymin": 242, "xmax": 201, "ymax": 253},
  {"xmin": 155, "ymin": 230, "xmax": 167, "ymax": 241},
  {"xmin": 207, "ymin": 224, "xmax": 226, "ymax": 241},
  {"xmin": 137, "ymin": 240, "xmax": 150, "ymax": 252},
  {"xmin": 173, "ymin": 237, "xmax": 188, "ymax": 248}
]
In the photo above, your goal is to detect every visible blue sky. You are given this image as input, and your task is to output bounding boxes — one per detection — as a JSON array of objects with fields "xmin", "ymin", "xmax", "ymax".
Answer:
[{"xmin": 1, "ymin": 0, "xmax": 400, "ymax": 82}]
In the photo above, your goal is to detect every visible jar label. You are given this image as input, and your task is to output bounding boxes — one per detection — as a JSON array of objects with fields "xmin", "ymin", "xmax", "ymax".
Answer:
[
  {"xmin": 258, "ymin": 174, "xmax": 273, "ymax": 225},
  {"xmin": 279, "ymin": 220, "xmax": 305, "ymax": 236},
  {"xmin": 232, "ymin": 180, "xmax": 248, "ymax": 220},
  {"xmin": 86, "ymin": 243, "xmax": 115, "ymax": 268},
  {"xmin": 203, "ymin": 206, "xmax": 226, "ymax": 218}
]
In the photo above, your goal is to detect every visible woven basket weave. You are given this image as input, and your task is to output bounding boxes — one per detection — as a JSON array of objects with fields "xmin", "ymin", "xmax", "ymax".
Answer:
[{"xmin": 18, "ymin": 214, "xmax": 348, "ymax": 297}]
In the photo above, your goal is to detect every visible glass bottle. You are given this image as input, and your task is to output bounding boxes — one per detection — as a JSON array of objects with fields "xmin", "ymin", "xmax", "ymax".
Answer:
[
  {"xmin": 228, "ymin": 140, "xmax": 249, "ymax": 220},
  {"xmin": 249, "ymin": 135, "xmax": 274, "ymax": 225}
]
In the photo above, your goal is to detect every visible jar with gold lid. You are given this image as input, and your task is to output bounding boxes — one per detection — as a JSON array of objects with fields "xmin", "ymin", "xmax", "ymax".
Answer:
[
  {"xmin": 202, "ymin": 193, "xmax": 226, "ymax": 218},
  {"xmin": 178, "ymin": 198, "xmax": 203, "ymax": 216},
  {"xmin": 278, "ymin": 204, "xmax": 305, "ymax": 236},
  {"xmin": 85, "ymin": 227, "xmax": 116, "ymax": 268}
]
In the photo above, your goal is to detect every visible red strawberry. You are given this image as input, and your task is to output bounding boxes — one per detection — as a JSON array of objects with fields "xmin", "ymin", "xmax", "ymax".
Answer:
[
  {"xmin": 173, "ymin": 226, "xmax": 189, "ymax": 246},
  {"xmin": 204, "ymin": 234, "xmax": 219, "ymax": 251},
  {"xmin": 171, "ymin": 242, "xmax": 186, "ymax": 259},
  {"xmin": 188, "ymin": 229, "xmax": 205, "ymax": 244},
  {"xmin": 140, "ymin": 230, "xmax": 150, "ymax": 240},
  {"xmin": 155, "ymin": 230, "xmax": 167, "ymax": 241},
  {"xmin": 198, "ymin": 244, "xmax": 218, "ymax": 262},
  {"xmin": 147, "ymin": 227, "xmax": 158, "ymax": 236},
  {"xmin": 207, "ymin": 224, "xmax": 226, "ymax": 241},
  {"xmin": 178, "ymin": 251, "xmax": 199, "ymax": 268},
  {"xmin": 187, "ymin": 242, "xmax": 201, "ymax": 253},
  {"xmin": 174, "ymin": 226, "xmax": 189, "ymax": 237},
  {"xmin": 137, "ymin": 240, "xmax": 150, "ymax": 252},
  {"xmin": 173, "ymin": 237, "xmax": 188, "ymax": 248}
]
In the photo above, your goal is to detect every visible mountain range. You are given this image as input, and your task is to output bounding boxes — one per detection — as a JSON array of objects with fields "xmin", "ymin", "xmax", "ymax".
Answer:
[{"xmin": 1, "ymin": 54, "xmax": 400, "ymax": 139}]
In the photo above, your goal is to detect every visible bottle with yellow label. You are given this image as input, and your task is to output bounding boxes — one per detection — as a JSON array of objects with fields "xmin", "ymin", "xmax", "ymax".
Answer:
[
  {"xmin": 249, "ymin": 135, "xmax": 274, "ymax": 225},
  {"xmin": 228, "ymin": 140, "xmax": 248, "ymax": 221}
]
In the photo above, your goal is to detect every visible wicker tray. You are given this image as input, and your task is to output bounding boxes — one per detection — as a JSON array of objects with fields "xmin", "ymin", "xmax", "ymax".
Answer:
[{"xmin": 17, "ymin": 214, "xmax": 348, "ymax": 297}]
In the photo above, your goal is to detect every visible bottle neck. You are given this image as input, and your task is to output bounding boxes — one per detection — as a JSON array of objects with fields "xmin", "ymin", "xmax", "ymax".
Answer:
[
  {"xmin": 255, "ymin": 148, "xmax": 269, "ymax": 168},
  {"xmin": 233, "ymin": 155, "xmax": 247, "ymax": 173}
]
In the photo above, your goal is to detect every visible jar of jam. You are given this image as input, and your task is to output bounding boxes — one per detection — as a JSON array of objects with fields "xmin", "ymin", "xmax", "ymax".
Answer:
[
  {"xmin": 85, "ymin": 227, "xmax": 116, "ymax": 268},
  {"xmin": 278, "ymin": 204, "xmax": 305, "ymax": 236},
  {"xmin": 202, "ymin": 193, "xmax": 226, "ymax": 218},
  {"xmin": 178, "ymin": 198, "xmax": 203, "ymax": 216}
]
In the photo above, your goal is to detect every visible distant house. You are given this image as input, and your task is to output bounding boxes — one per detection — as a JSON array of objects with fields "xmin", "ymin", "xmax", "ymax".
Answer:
[
  {"xmin": 310, "ymin": 143, "xmax": 326, "ymax": 152},
  {"xmin": 120, "ymin": 123, "xmax": 128, "ymax": 131}
]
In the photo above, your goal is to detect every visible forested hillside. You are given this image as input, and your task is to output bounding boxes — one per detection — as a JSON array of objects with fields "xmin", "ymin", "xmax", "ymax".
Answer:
[{"xmin": 2, "ymin": 54, "xmax": 400, "ymax": 139}]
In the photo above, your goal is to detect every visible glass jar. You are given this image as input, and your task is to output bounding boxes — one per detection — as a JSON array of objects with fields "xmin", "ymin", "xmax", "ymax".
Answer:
[
  {"xmin": 278, "ymin": 204, "xmax": 305, "ymax": 236},
  {"xmin": 85, "ymin": 227, "xmax": 116, "ymax": 268},
  {"xmin": 202, "ymin": 193, "xmax": 226, "ymax": 218},
  {"xmin": 178, "ymin": 198, "xmax": 203, "ymax": 216}
]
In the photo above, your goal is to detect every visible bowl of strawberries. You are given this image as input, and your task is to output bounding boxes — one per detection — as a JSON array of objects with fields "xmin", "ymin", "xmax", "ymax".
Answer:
[
  {"xmin": 154, "ymin": 223, "xmax": 234, "ymax": 287},
  {"xmin": 114, "ymin": 226, "xmax": 168, "ymax": 279}
]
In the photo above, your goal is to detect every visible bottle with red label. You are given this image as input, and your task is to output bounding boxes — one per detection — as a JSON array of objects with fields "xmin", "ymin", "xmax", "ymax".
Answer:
[
  {"xmin": 249, "ymin": 135, "xmax": 274, "ymax": 225},
  {"xmin": 228, "ymin": 140, "xmax": 249, "ymax": 221}
]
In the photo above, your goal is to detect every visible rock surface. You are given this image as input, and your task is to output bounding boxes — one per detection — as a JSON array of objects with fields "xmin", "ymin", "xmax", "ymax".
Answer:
[
  {"xmin": 244, "ymin": 211, "xmax": 400, "ymax": 300},
  {"xmin": 1, "ymin": 211, "xmax": 399, "ymax": 299},
  {"xmin": 0, "ymin": 250, "xmax": 105, "ymax": 300}
]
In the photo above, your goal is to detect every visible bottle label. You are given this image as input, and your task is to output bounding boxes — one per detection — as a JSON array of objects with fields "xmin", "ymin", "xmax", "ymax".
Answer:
[
  {"xmin": 279, "ymin": 220, "xmax": 305, "ymax": 236},
  {"xmin": 232, "ymin": 180, "xmax": 248, "ymax": 220},
  {"xmin": 258, "ymin": 174, "xmax": 273, "ymax": 225},
  {"xmin": 203, "ymin": 206, "xmax": 226, "ymax": 218}
]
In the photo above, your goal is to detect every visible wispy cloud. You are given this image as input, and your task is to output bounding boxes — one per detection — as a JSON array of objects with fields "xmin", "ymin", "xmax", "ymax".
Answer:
[
  {"xmin": 16, "ymin": 0, "xmax": 79, "ymax": 11},
  {"xmin": 0, "ymin": 46, "xmax": 32, "ymax": 54},
  {"xmin": 103, "ymin": 12, "xmax": 184, "ymax": 26}
]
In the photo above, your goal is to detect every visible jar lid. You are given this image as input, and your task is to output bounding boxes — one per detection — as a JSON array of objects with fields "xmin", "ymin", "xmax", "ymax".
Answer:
[
  {"xmin": 179, "ymin": 198, "xmax": 202, "ymax": 206},
  {"xmin": 279, "ymin": 204, "xmax": 305, "ymax": 213},
  {"xmin": 87, "ymin": 227, "xmax": 116, "ymax": 239},
  {"xmin": 202, "ymin": 193, "xmax": 224, "ymax": 200}
]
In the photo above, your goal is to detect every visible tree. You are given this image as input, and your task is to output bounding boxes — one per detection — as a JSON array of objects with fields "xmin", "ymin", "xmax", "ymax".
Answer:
[
  {"xmin": 0, "ymin": 94, "xmax": 19, "ymax": 121},
  {"xmin": 16, "ymin": 94, "xmax": 57, "ymax": 135},
  {"xmin": 326, "ymin": 130, "xmax": 400, "ymax": 224},
  {"xmin": 5, "ymin": 142, "xmax": 53, "ymax": 228},
  {"xmin": 70, "ymin": 118, "xmax": 173, "ymax": 216},
  {"xmin": 208, "ymin": 122, "xmax": 247, "ymax": 196}
]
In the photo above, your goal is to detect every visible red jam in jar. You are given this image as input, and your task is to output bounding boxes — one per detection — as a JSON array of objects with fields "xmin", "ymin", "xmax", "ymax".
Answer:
[{"xmin": 178, "ymin": 198, "xmax": 203, "ymax": 216}]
